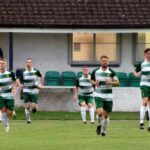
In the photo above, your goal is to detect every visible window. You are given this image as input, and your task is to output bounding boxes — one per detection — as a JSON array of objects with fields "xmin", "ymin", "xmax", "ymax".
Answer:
[
  {"xmin": 134, "ymin": 33, "xmax": 150, "ymax": 64},
  {"xmin": 70, "ymin": 33, "xmax": 121, "ymax": 66}
]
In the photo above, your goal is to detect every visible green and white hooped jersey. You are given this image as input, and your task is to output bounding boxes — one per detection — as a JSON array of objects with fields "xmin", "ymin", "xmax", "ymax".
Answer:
[
  {"xmin": 76, "ymin": 75, "xmax": 93, "ymax": 97},
  {"xmin": 0, "ymin": 70, "xmax": 16, "ymax": 99},
  {"xmin": 20, "ymin": 68, "xmax": 42, "ymax": 94},
  {"xmin": 135, "ymin": 60, "xmax": 150, "ymax": 87},
  {"xmin": 91, "ymin": 67, "xmax": 118, "ymax": 101}
]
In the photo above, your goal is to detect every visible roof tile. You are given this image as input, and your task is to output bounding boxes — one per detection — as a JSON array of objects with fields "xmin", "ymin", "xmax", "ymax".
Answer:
[{"xmin": 0, "ymin": 0, "xmax": 150, "ymax": 28}]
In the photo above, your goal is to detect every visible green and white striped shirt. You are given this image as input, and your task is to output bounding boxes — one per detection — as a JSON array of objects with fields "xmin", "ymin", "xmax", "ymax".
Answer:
[
  {"xmin": 0, "ymin": 70, "xmax": 16, "ymax": 99},
  {"xmin": 91, "ymin": 67, "xmax": 118, "ymax": 101},
  {"xmin": 135, "ymin": 60, "xmax": 150, "ymax": 87},
  {"xmin": 76, "ymin": 75, "xmax": 93, "ymax": 97},
  {"xmin": 20, "ymin": 68, "xmax": 42, "ymax": 94}
]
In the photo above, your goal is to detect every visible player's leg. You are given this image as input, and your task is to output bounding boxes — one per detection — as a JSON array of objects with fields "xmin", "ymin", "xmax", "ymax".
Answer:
[
  {"xmin": 23, "ymin": 93, "xmax": 31, "ymax": 123},
  {"xmin": 101, "ymin": 110, "xmax": 110, "ymax": 136},
  {"xmin": 145, "ymin": 87, "xmax": 150, "ymax": 121},
  {"xmin": 12, "ymin": 99, "xmax": 17, "ymax": 119},
  {"xmin": 139, "ymin": 97, "xmax": 149, "ymax": 129},
  {"xmin": 1, "ymin": 107, "xmax": 9, "ymax": 132},
  {"xmin": 78, "ymin": 95, "xmax": 87, "ymax": 124},
  {"xmin": 95, "ymin": 97, "xmax": 104, "ymax": 135},
  {"xmin": 147, "ymin": 98, "xmax": 150, "ymax": 131},
  {"xmin": 87, "ymin": 99, "xmax": 95, "ymax": 124},
  {"xmin": 0, "ymin": 110, "xmax": 2, "ymax": 122},
  {"xmin": 80, "ymin": 101, "xmax": 86, "ymax": 124},
  {"xmin": 25, "ymin": 102, "xmax": 31, "ymax": 123},
  {"xmin": 6, "ymin": 99, "xmax": 14, "ymax": 119},
  {"xmin": 101, "ymin": 101, "xmax": 112, "ymax": 136},
  {"xmin": 101, "ymin": 111, "xmax": 109, "ymax": 136},
  {"xmin": 0, "ymin": 99, "xmax": 11, "ymax": 132},
  {"xmin": 12, "ymin": 110, "xmax": 17, "ymax": 119},
  {"xmin": 0, "ymin": 99, "xmax": 4, "ymax": 122},
  {"xmin": 31, "ymin": 94, "xmax": 38, "ymax": 113}
]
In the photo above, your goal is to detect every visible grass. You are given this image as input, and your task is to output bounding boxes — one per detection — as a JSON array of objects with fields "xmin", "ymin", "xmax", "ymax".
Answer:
[
  {"xmin": 0, "ymin": 109, "xmax": 148, "ymax": 150},
  {"xmin": 14, "ymin": 107, "xmax": 139, "ymax": 120},
  {"xmin": 0, "ymin": 120, "xmax": 150, "ymax": 150}
]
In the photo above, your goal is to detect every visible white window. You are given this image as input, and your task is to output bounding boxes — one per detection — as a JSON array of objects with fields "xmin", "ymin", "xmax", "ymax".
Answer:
[
  {"xmin": 70, "ymin": 33, "xmax": 121, "ymax": 66},
  {"xmin": 134, "ymin": 33, "xmax": 150, "ymax": 64}
]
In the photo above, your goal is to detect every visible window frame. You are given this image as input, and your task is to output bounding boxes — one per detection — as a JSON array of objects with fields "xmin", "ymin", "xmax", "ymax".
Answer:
[
  {"xmin": 68, "ymin": 33, "xmax": 122, "ymax": 67},
  {"xmin": 133, "ymin": 33, "xmax": 147, "ymax": 65}
]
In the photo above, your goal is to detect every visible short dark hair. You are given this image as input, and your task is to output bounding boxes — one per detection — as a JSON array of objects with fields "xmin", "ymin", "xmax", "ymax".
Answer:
[
  {"xmin": 82, "ymin": 65, "xmax": 88, "ymax": 68},
  {"xmin": 100, "ymin": 55, "xmax": 109, "ymax": 60},
  {"xmin": 144, "ymin": 48, "xmax": 150, "ymax": 53},
  {"xmin": 0, "ymin": 58, "xmax": 7, "ymax": 62},
  {"xmin": 26, "ymin": 58, "xmax": 32, "ymax": 61}
]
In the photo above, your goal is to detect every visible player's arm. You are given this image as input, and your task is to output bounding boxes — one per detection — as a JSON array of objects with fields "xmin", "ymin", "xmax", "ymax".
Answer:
[
  {"xmin": 134, "ymin": 71, "xmax": 141, "ymax": 77},
  {"xmin": 10, "ymin": 71, "xmax": 20, "ymax": 95},
  {"xmin": 39, "ymin": 76, "xmax": 44, "ymax": 86},
  {"xmin": 36, "ymin": 70, "xmax": 43, "ymax": 88},
  {"xmin": 73, "ymin": 79, "xmax": 79, "ymax": 101},
  {"xmin": 134, "ymin": 62, "xmax": 142, "ymax": 77},
  {"xmin": 90, "ymin": 69, "xmax": 99, "ymax": 87},
  {"xmin": 17, "ymin": 71, "xmax": 25, "ymax": 88},
  {"xmin": 106, "ymin": 69, "xmax": 120, "ymax": 86},
  {"xmin": 106, "ymin": 78, "xmax": 120, "ymax": 86}
]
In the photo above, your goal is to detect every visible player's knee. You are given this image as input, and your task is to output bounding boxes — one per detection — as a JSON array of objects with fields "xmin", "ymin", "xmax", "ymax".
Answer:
[
  {"xmin": 80, "ymin": 102, "xmax": 86, "ymax": 107},
  {"xmin": 97, "ymin": 110, "xmax": 103, "ymax": 117},
  {"xmin": 143, "ymin": 102, "xmax": 148, "ymax": 107},
  {"xmin": 88, "ymin": 103, "xmax": 93, "ymax": 108},
  {"xmin": 7, "ymin": 110, "xmax": 13, "ymax": 117},
  {"xmin": 104, "ymin": 115, "xmax": 109, "ymax": 119}
]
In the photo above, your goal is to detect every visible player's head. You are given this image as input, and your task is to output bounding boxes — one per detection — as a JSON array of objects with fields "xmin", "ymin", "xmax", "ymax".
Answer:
[
  {"xmin": 26, "ymin": 58, "xmax": 33, "ymax": 69},
  {"xmin": 0, "ymin": 58, "xmax": 7, "ymax": 71},
  {"xmin": 100, "ymin": 55, "xmax": 109, "ymax": 68},
  {"xmin": 82, "ymin": 66, "xmax": 89, "ymax": 76},
  {"xmin": 144, "ymin": 48, "xmax": 150, "ymax": 61}
]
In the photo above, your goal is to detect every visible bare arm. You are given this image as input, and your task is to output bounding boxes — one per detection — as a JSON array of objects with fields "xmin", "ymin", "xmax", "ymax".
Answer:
[
  {"xmin": 134, "ymin": 71, "xmax": 141, "ymax": 77},
  {"xmin": 39, "ymin": 76, "xmax": 44, "ymax": 86},
  {"xmin": 106, "ymin": 80, "xmax": 120, "ymax": 86},
  {"xmin": 11, "ymin": 79, "xmax": 22, "ymax": 95},
  {"xmin": 73, "ymin": 86, "xmax": 78, "ymax": 100},
  {"xmin": 91, "ymin": 80, "xmax": 99, "ymax": 87},
  {"xmin": 106, "ymin": 77, "xmax": 120, "ymax": 86}
]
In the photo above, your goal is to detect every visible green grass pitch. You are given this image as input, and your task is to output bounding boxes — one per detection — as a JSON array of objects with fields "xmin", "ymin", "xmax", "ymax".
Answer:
[{"xmin": 0, "ymin": 119, "xmax": 150, "ymax": 150}]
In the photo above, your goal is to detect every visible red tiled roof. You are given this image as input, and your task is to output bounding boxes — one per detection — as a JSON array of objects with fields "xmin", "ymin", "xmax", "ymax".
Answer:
[{"xmin": 0, "ymin": 0, "xmax": 150, "ymax": 28}]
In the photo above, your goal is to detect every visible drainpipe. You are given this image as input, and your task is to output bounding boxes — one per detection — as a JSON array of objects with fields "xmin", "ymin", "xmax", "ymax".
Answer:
[{"xmin": 9, "ymin": 32, "xmax": 13, "ymax": 70}]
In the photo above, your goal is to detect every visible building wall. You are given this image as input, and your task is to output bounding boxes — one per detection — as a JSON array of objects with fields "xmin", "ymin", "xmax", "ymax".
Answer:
[
  {"xmin": 15, "ymin": 87, "xmax": 141, "ymax": 112},
  {"xmin": 1, "ymin": 33, "xmax": 135, "ymax": 74},
  {"xmin": 115, "ymin": 34, "xmax": 134, "ymax": 73},
  {"xmin": 13, "ymin": 33, "xmax": 70, "ymax": 73},
  {"xmin": 0, "ymin": 33, "xmax": 141, "ymax": 112},
  {"xmin": 0, "ymin": 33, "xmax": 9, "ymax": 61}
]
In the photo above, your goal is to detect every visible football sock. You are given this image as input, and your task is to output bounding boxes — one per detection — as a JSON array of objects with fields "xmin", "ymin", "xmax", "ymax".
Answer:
[
  {"xmin": 102, "ymin": 117, "xmax": 109, "ymax": 133},
  {"xmin": 2, "ymin": 112, "xmax": 9, "ymax": 128},
  {"xmin": 97, "ymin": 114, "xmax": 102, "ymax": 126},
  {"xmin": 0, "ymin": 111, "xmax": 2, "ymax": 121},
  {"xmin": 25, "ymin": 109, "xmax": 31, "ymax": 121},
  {"xmin": 147, "ymin": 107, "xmax": 150, "ymax": 127},
  {"xmin": 140, "ymin": 105, "xmax": 147, "ymax": 124},
  {"xmin": 89, "ymin": 107, "xmax": 94, "ymax": 123},
  {"xmin": 81, "ymin": 107, "xmax": 86, "ymax": 122}
]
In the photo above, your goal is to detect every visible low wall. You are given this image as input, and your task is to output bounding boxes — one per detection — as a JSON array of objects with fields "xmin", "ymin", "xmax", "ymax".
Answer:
[{"xmin": 15, "ymin": 87, "xmax": 142, "ymax": 112}]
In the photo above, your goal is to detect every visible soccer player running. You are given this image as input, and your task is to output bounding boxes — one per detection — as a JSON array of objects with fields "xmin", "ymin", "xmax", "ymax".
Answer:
[
  {"xmin": 19, "ymin": 58, "xmax": 43, "ymax": 124},
  {"xmin": 5, "ymin": 60, "xmax": 17, "ymax": 119},
  {"xmin": 91, "ymin": 55, "xmax": 119, "ymax": 136},
  {"xmin": 134, "ymin": 48, "xmax": 150, "ymax": 131},
  {"xmin": 0, "ymin": 58, "xmax": 18, "ymax": 132},
  {"xmin": 74, "ymin": 66, "xmax": 95, "ymax": 124}
]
